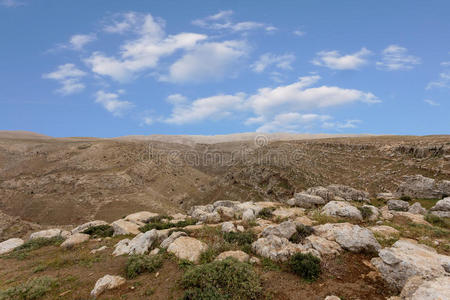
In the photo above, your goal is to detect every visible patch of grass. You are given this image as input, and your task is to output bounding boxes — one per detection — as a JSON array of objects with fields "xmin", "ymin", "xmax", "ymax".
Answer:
[
  {"xmin": 222, "ymin": 231, "xmax": 256, "ymax": 246},
  {"xmin": 82, "ymin": 225, "xmax": 114, "ymax": 237},
  {"xmin": 2, "ymin": 237, "xmax": 64, "ymax": 260},
  {"xmin": 373, "ymin": 232, "xmax": 400, "ymax": 248},
  {"xmin": 425, "ymin": 214, "xmax": 450, "ymax": 228},
  {"xmin": 413, "ymin": 198, "xmax": 440, "ymax": 210},
  {"xmin": 400, "ymin": 195, "xmax": 412, "ymax": 201},
  {"xmin": 139, "ymin": 218, "xmax": 197, "ymax": 232},
  {"xmin": 180, "ymin": 258, "xmax": 262, "ymax": 300},
  {"xmin": 261, "ymin": 258, "xmax": 281, "ymax": 271},
  {"xmin": 178, "ymin": 259, "xmax": 194, "ymax": 270},
  {"xmin": 309, "ymin": 210, "xmax": 343, "ymax": 225},
  {"xmin": 125, "ymin": 254, "xmax": 163, "ymax": 279},
  {"xmin": 0, "ymin": 276, "xmax": 57, "ymax": 300},
  {"xmin": 289, "ymin": 225, "xmax": 315, "ymax": 244},
  {"xmin": 257, "ymin": 207, "xmax": 275, "ymax": 219},
  {"xmin": 358, "ymin": 206, "xmax": 373, "ymax": 220},
  {"xmin": 288, "ymin": 253, "xmax": 321, "ymax": 282}
]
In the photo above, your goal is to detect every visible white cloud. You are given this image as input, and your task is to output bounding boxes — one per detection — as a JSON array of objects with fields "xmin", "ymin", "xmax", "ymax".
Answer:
[
  {"xmin": 322, "ymin": 119, "xmax": 361, "ymax": 130},
  {"xmin": 376, "ymin": 45, "xmax": 421, "ymax": 71},
  {"xmin": 424, "ymin": 99, "xmax": 440, "ymax": 106},
  {"xmin": 0, "ymin": 0, "xmax": 23, "ymax": 7},
  {"xmin": 426, "ymin": 71, "xmax": 450, "ymax": 89},
  {"xmin": 166, "ymin": 94, "xmax": 188, "ymax": 105},
  {"xmin": 293, "ymin": 30, "xmax": 305, "ymax": 37},
  {"xmin": 192, "ymin": 10, "xmax": 275, "ymax": 33},
  {"xmin": 255, "ymin": 113, "xmax": 331, "ymax": 133},
  {"xmin": 69, "ymin": 34, "xmax": 96, "ymax": 50},
  {"xmin": 161, "ymin": 40, "xmax": 249, "ymax": 83},
  {"xmin": 312, "ymin": 48, "xmax": 371, "ymax": 70},
  {"xmin": 165, "ymin": 93, "xmax": 246, "ymax": 124},
  {"xmin": 42, "ymin": 63, "xmax": 86, "ymax": 95},
  {"xmin": 440, "ymin": 61, "xmax": 450, "ymax": 67},
  {"xmin": 95, "ymin": 90, "xmax": 134, "ymax": 116},
  {"xmin": 251, "ymin": 53, "xmax": 295, "ymax": 73}
]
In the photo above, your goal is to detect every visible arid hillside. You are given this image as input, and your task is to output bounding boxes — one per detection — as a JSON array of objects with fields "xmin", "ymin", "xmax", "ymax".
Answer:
[{"xmin": 0, "ymin": 132, "xmax": 449, "ymax": 239}]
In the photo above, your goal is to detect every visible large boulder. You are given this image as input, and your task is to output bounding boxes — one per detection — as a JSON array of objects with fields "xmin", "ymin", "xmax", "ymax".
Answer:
[
  {"xmin": 167, "ymin": 236, "xmax": 208, "ymax": 262},
  {"xmin": 60, "ymin": 233, "xmax": 90, "ymax": 249},
  {"xmin": 112, "ymin": 229, "xmax": 158, "ymax": 256},
  {"xmin": 408, "ymin": 202, "xmax": 427, "ymax": 215},
  {"xmin": 125, "ymin": 211, "xmax": 158, "ymax": 224},
  {"xmin": 215, "ymin": 250, "xmax": 250, "ymax": 262},
  {"xmin": 321, "ymin": 201, "xmax": 362, "ymax": 220},
  {"xmin": 361, "ymin": 205, "xmax": 380, "ymax": 221},
  {"xmin": 371, "ymin": 239, "xmax": 450, "ymax": 292},
  {"xmin": 90, "ymin": 275, "xmax": 126, "ymax": 298},
  {"xmin": 304, "ymin": 186, "xmax": 335, "ymax": 202},
  {"xmin": 160, "ymin": 231, "xmax": 187, "ymax": 249},
  {"xmin": 71, "ymin": 220, "xmax": 109, "ymax": 234},
  {"xmin": 430, "ymin": 197, "xmax": 450, "ymax": 218},
  {"xmin": 396, "ymin": 175, "xmax": 447, "ymax": 199},
  {"xmin": 29, "ymin": 229, "xmax": 70, "ymax": 240},
  {"xmin": 303, "ymin": 235, "xmax": 342, "ymax": 258},
  {"xmin": 325, "ymin": 184, "xmax": 370, "ymax": 202},
  {"xmin": 261, "ymin": 220, "xmax": 297, "ymax": 239},
  {"xmin": 314, "ymin": 223, "xmax": 381, "ymax": 253},
  {"xmin": 242, "ymin": 209, "xmax": 255, "ymax": 222},
  {"xmin": 387, "ymin": 200, "xmax": 410, "ymax": 212},
  {"xmin": 400, "ymin": 276, "xmax": 450, "ymax": 300},
  {"xmin": 390, "ymin": 211, "xmax": 430, "ymax": 226},
  {"xmin": 111, "ymin": 219, "xmax": 141, "ymax": 236},
  {"xmin": 221, "ymin": 222, "xmax": 237, "ymax": 233},
  {"xmin": 287, "ymin": 193, "xmax": 325, "ymax": 208},
  {"xmin": 190, "ymin": 205, "xmax": 221, "ymax": 223},
  {"xmin": 0, "ymin": 238, "xmax": 24, "ymax": 255},
  {"xmin": 252, "ymin": 234, "xmax": 302, "ymax": 262}
]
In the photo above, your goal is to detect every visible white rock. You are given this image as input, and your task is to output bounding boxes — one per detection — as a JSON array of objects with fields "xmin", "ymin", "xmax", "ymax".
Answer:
[
  {"xmin": 252, "ymin": 234, "xmax": 303, "ymax": 262},
  {"xmin": 321, "ymin": 201, "xmax": 362, "ymax": 220},
  {"xmin": 71, "ymin": 220, "xmax": 109, "ymax": 234},
  {"xmin": 326, "ymin": 184, "xmax": 369, "ymax": 202},
  {"xmin": 236, "ymin": 225, "xmax": 245, "ymax": 232},
  {"xmin": 90, "ymin": 275, "xmax": 126, "ymax": 298},
  {"xmin": 242, "ymin": 209, "xmax": 255, "ymax": 222},
  {"xmin": 380, "ymin": 206, "xmax": 394, "ymax": 220},
  {"xmin": 400, "ymin": 276, "xmax": 450, "ymax": 300},
  {"xmin": 111, "ymin": 219, "xmax": 141, "ymax": 236},
  {"xmin": 377, "ymin": 192, "xmax": 395, "ymax": 200},
  {"xmin": 361, "ymin": 205, "xmax": 380, "ymax": 221},
  {"xmin": 149, "ymin": 248, "xmax": 160, "ymax": 256},
  {"xmin": 160, "ymin": 231, "xmax": 187, "ymax": 249},
  {"xmin": 125, "ymin": 211, "xmax": 158, "ymax": 224},
  {"xmin": 112, "ymin": 239, "xmax": 131, "ymax": 256},
  {"xmin": 261, "ymin": 220, "xmax": 297, "ymax": 239},
  {"xmin": 167, "ymin": 236, "xmax": 208, "ymax": 262},
  {"xmin": 430, "ymin": 197, "xmax": 450, "ymax": 211},
  {"xmin": 408, "ymin": 202, "xmax": 427, "ymax": 215},
  {"xmin": 369, "ymin": 225, "xmax": 400, "ymax": 238},
  {"xmin": 214, "ymin": 206, "xmax": 236, "ymax": 220},
  {"xmin": 0, "ymin": 238, "xmax": 24, "ymax": 255},
  {"xmin": 388, "ymin": 200, "xmax": 410, "ymax": 211},
  {"xmin": 324, "ymin": 296, "xmax": 341, "ymax": 300},
  {"xmin": 390, "ymin": 211, "xmax": 431, "ymax": 226},
  {"xmin": 215, "ymin": 250, "xmax": 250, "ymax": 262},
  {"xmin": 60, "ymin": 233, "xmax": 90, "ymax": 248},
  {"xmin": 303, "ymin": 235, "xmax": 342, "ymax": 258},
  {"xmin": 91, "ymin": 246, "xmax": 107, "ymax": 254},
  {"xmin": 221, "ymin": 222, "xmax": 237, "ymax": 233},
  {"xmin": 249, "ymin": 257, "xmax": 260, "ymax": 264},
  {"xmin": 112, "ymin": 229, "xmax": 158, "ymax": 256},
  {"xmin": 272, "ymin": 207, "xmax": 305, "ymax": 219},
  {"xmin": 288, "ymin": 193, "xmax": 325, "ymax": 208},
  {"xmin": 29, "ymin": 229, "xmax": 70, "ymax": 240},
  {"xmin": 371, "ymin": 239, "xmax": 450, "ymax": 292},
  {"xmin": 294, "ymin": 216, "xmax": 314, "ymax": 226}
]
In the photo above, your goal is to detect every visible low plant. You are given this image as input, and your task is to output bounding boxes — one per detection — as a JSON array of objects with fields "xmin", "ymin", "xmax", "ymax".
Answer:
[
  {"xmin": 125, "ymin": 254, "xmax": 163, "ymax": 279},
  {"xmin": 222, "ymin": 231, "xmax": 256, "ymax": 246},
  {"xmin": 289, "ymin": 225, "xmax": 315, "ymax": 244},
  {"xmin": 261, "ymin": 257, "xmax": 281, "ymax": 271},
  {"xmin": 400, "ymin": 195, "xmax": 412, "ymax": 201},
  {"xmin": 82, "ymin": 225, "xmax": 114, "ymax": 237},
  {"xmin": 288, "ymin": 253, "xmax": 321, "ymax": 281},
  {"xmin": 425, "ymin": 214, "xmax": 450, "ymax": 228},
  {"xmin": 358, "ymin": 206, "xmax": 373, "ymax": 220},
  {"xmin": 0, "ymin": 276, "xmax": 57, "ymax": 300},
  {"xmin": 139, "ymin": 218, "xmax": 197, "ymax": 232},
  {"xmin": 180, "ymin": 257, "xmax": 262, "ymax": 300},
  {"xmin": 3, "ymin": 237, "xmax": 64, "ymax": 260},
  {"xmin": 257, "ymin": 207, "xmax": 275, "ymax": 219}
]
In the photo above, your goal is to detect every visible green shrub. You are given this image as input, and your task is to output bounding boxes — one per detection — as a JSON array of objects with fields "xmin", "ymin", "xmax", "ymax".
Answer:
[
  {"xmin": 289, "ymin": 225, "xmax": 315, "ymax": 243},
  {"xmin": 180, "ymin": 258, "xmax": 262, "ymax": 300},
  {"xmin": 0, "ymin": 276, "xmax": 57, "ymax": 300},
  {"xmin": 82, "ymin": 225, "xmax": 114, "ymax": 237},
  {"xmin": 288, "ymin": 253, "xmax": 321, "ymax": 281},
  {"xmin": 125, "ymin": 255, "xmax": 163, "ymax": 279},
  {"xmin": 139, "ymin": 218, "xmax": 197, "ymax": 232},
  {"xmin": 222, "ymin": 231, "xmax": 256, "ymax": 246},
  {"xmin": 400, "ymin": 195, "xmax": 412, "ymax": 201},
  {"xmin": 257, "ymin": 207, "xmax": 275, "ymax": 219},
  {"xmin": 358, "ymin": 206, "xmax": 374, "ymax": 220},
  {"xmin": 3, "ymin": 237, "xmax": 64, "ymax": 260},
  {"xmin": 425, "ymin": 214, "xmax": 450, "ymax": 228}
]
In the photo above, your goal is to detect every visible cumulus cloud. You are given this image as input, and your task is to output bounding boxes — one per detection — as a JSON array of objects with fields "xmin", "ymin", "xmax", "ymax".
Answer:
[
  {"xmin": 192, "ymin": 10, "xmax": 275, "ymax": 33},
  {"xmin": 42, "ymin": 63, "xmax": 86, "ymax": 95},
  {"xmin": 95, "ymin": 90, "xmax": 134, "ymax": 116},
  {"xmin": 255, "ymin": 113, "xmax": 331, "ymax": 133},
  {"xmin": 251, "ymin": 53, "xmax": 295, "ymax": 73},
  {"xmin": 161, "ymin": 40, "xmax": 249, "ymax": 83},
  {"xmin": 86, "ymin": 13, "xmax": 206, "ymax": 82},
  {"xmin": 376, "ymin": 45, "xmax": 421, "ymax": 71},
  {"xmin": 312, "ymin": 48, "xmax": 371, "ymax": 70},
  {"xmin": 69, "ymin": 34, "xmax": 96, "ymax": 50}
]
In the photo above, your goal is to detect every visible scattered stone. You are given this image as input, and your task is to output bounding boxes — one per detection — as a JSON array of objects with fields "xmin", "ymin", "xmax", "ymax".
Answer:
[
  {"xmin": 303, "ymin": 235, "xmax": 342, "ymax": 258},
  {"xmin": 400, "ymin": 276, "xmax": 450, "ymax": 300},
  {"xmin": 160, "ymin": 231, "xmax": 187, "ymax": 249},
  {"xmin": 314, "ymin": 223, "xmax": 381, "ymax": 253},
  {"xmin": 221, "ymin": 222, "xmax": 237, "ymax": 233},
  {"xmin": 261, "ymin": 220, "xmax": 297, "ymax": 239},
  {"xmin": 60, "ymin": 233, "xmax": 90, "ymax": 248},
  {"xmin": 408, "ymin": 202, "xmax": 427, "ymax": 215},
  {"xmin": 90, "ymin": 275, "xmax": 125, "ymax": 298},
  {"xmin": 242, "ymin": 209, "xmax": 255, "ymax": 222},
  {"xmin": 167, "ymin": 236, "xmax": 208, "ymax": 263},
  {"xmin": 213, "ymin": 200, "xmax": 240, "ymax": 209},
  {"xmin": 91, "ymin": 246, "xmax": 107, "ymax": 254},
  {"xmin": 387, "ymin": 200, "xmax": 409, "ymax": 211},
  {"xmin": 0, "ymin": 238, "xmax": 24, "ymax": 255},
  {"xmin": 71, "ymin": 220, "xmax": 109, "ymax": 234},
  {"xmin": 112, "ymin": 229, "xmax": 158, "ymax": 256},
  {"xmin": 236, "ymin": 225, "xmax": 245, "ymax": 232},
  {"xmin": 125, "ymin": 211, "xmax": 158, "ymax": 224},
  {"xmin": 252, "ymin": 234, "xmax": 302, "ymax": 262},
  {"xmin": 430, "ymin": 197, "xmax": 450, "ymax": 218},
  {"xmin": 326, "ymin": 184, "xmax": 370, "ymax": 202},
  {"xmin": 29, "ymin": 229, "xmax": 70, "ymax": 240},
  {"xmin": 249, "ymin": 257, "xmax": 260, "ymax": 264},
  {"xmin": 380, "ymin": 206, "xmax": 394, "ymax": 220},
  {"xmin": 371, "ymin": 239, "xmax": 450, "ymax": 292},
  {"xmin": 287, "ymin": 193, "xmax": 325, "ymax": 208},
  {"xmin": 111, "ymin": 219, "xmax": 141, "ymax": 236},
  {"xmin": 272, "ymin": 207, "xmax": 305, "ymax": 219},
  {"xmin": 149, "ymin": 248, "xmax": 160, "ymax": 256},
  {"xmin": 321, "ymin": 201, "xmax": 362, "ymax": 220},
  {"xmin": 369, "ymin": 225, "xmax": 400, "ymax": 238},
  {"xmin": 215, "ymin": 250, "xmax": 250, "ymax": 262}
]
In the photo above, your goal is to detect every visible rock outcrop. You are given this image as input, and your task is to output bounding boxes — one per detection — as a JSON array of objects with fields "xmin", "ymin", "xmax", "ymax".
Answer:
[
  {"xmin": 321, "ymin": 201, "xmax": 362, "ymax": 220},
  {"xmin": 112, "ymin": 230, "xmax": 158, "ymax": 256},
  {"xmin": 215, "ymin": 250, "xmax": 250, "ymax": 262},
  {"xmin": 287, "ymin": 193, "xmax": 325, "ymax": 208},
  {"xmin": 60, "ymin": 233, "xmax": 90, "ymax": 248},
  {"xmin": 430, "ymin": 197, "xmax": 450, "ymax": 218},
  {"xmin": 400, "ymin": 276, "xmax": 450, "ymax": 300},
  {"xmin": 90, "ymin": 275, "xmax": 126, "ymax": 298},
  {"xmin": 396, "ymin": 175, "xmax": 450, "ymax": 199},
  {"xmin": 111, "ymin": 219, "xmax": 141, "ymax": 236},
  {"xmin": 0, "ymin": 238, "xmax": 24, "ymax": 255},
  {"xmin": 252, "ymin": 234, "xmax": 302, "ymax": 262},
  {"xmin": 29, "ymin": 229, "xmax": 70, "ymax": 240},
  {"xmin": 387, "ymin": 200, "xmax": 409, "ymax": 212},
  {"xmin": 167, "ymin": 236, "xmax": 208, "ymax": 262},
  {"xmin": 71, "ymin": 220, "xmax": 109, "ymax": 235}
]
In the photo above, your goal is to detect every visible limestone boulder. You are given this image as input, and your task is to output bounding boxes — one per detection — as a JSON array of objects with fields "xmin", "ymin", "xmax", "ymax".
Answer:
[
  {"xmin": 400, "ymin": 276, "xmax": 450, "ymax": 300},
  {"xmin": 221, "ymin": 222, "xmax": 237, "ymax": 233},
  {"xmin": 111, "ymin": 219, "xmax": 141, "ymax": 236},
  {"xmin": 160, "ymin": 231, "xmax": 187, "ymax": 249},
  {"xmin": 125, "ymin": 211, "xmax": 158, "ymax": 224},
  {"xmin": 29, "ymin": 229, "xmax": 70, "ymax": 240},
  {"xmin": 430, "ymin": 197, "xmax": 450, "ymax": 218},
  {"xmin": 288, "ymin": 193, "xmax": 325, "ymax": 208},
  {"xmin": 71, "ymin": 220, "xmax": 109, "ymax": 234},
  {"xmin": 90, "ymin": 275, "xmax": 125, "ymax": 298},
  {"xmin": 215, "ymin": 250, "xmax": 250, "ymax": 262},
  {"xmin": 261, "ymin": 220, "xmax": 297, "ymax": 239},
  {"xmin": 272, "ymin": 207, "xmax": 305, "ymax": 219},
  {"xmin": 167, "ymin": 236, "xmax": 208, "ymax": 262},
  {"xmin": 304, "ymin": 186, "xmax": 335, "ymax": 202},
  {"xmin": 321, "ymin": 201, "xmax": 362, "ymax": 220},
  {"xmin": 252, "ymin": 234, "xmax": 303, "ymax": 262},
  {"xmin": 242, "ymin": 209, "xmax": 255, "ymax": 222},
  {"xmin": 112, "ymin": 229, "xmax": 158, "ymax": 256},
  {"xmin": 326, "ymin": 184, "xmax": 370, "ymax": 202},
  {"xmin": 0, "ymin": 238, "xmax": 24, "ymax": 255},
  {"xmin": 60, "ymin": 233, "xmax": 90, "ymax": 248},
  {"xmin": 387, "ymin": 200, "xmax": 409, "ymax": 212},
  {"xmin": 396, "ymin": 175, "xmax": 446, "ymax": 199},
  {"xmin": 408, "ymin": 202, "xmax": 427, "ymax": 215},
  {"xmin": 303, "ymin": 235, "xmax": 342, "ymax": 258}
]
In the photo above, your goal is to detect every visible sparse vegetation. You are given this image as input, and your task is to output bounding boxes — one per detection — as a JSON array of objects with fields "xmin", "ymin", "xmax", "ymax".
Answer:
[
  {"xmin": 289, "ymin": 225, "xmax": 315, "ymax": 243},
  {"xmin": 139, "ymin": 218, "xmax": 197, "ymax": 232},
  {"xmin": 125, "ymin": 254, "xmax": 163, "ymax": 279},
  {"xmin": 257, "ymin": 207, "xmax": 275, "ymax": 219},
  {"xmin": 400, "ymin": 195, "xmax": 412, "ymax": 201},
  {"xmin": 3, "ymin": 237, "xmax": 64, "ymax": 260},
  {"xmin": 425, "ymin": 214, "xmax": 450, "ymax": 228},
  {"xmin": 82, "ymin": 225, "xmax": 114, "ymax": 237},
  {"xmin": 358, "ymin": 206, "xmax": 373, "ymax": 220},
  {"xmin": 180, "ymin": 258, "xmax": 262, "ymax": 300},
  {"xmin": 261, "ymin": 257, "xmax": 281, "ymax": 271},
  {"xmin": 222, "ymin": 231, "xmax": 256, "ymax": 246},
  {"xmin": 288, "ymin": 253, "xmax": 321, "ymax": 282},
  {"xmin": 0, "ymin": 276, "xmax": 57, "ymax": 300}
]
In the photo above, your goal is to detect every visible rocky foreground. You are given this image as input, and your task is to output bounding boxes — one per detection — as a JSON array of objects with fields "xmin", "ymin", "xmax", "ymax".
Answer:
[{"xmin": 0, "ymin": 176, "xmax": 449, "ymax": 299}]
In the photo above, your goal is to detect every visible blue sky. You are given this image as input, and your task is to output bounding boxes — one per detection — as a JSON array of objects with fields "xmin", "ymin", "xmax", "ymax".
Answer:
[{"xmin": 1, "ymin": 0, "xmax": 449, "ymax": 137}]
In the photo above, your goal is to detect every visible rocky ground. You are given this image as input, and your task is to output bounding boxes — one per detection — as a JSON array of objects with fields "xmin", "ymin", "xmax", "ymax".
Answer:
[{"xmin": 0, "ymin": 132, "xmax": 449, "ymax": 299}]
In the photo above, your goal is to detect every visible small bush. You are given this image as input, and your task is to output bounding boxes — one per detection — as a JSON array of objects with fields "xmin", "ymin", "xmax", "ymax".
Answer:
[
  {"xmin": 180, "ymin": 258, "xmax": 262, "ymax": 300},
  {"xmin": 3, "ymin": 237, "xmax": 64, "ymax": 260},
  {"xmin": 289, "ymin": 225, "xmax": 315, "ymax": 244},
  {"xmin": 261, "ymin": 258, "xmax": 281, "ymax": 271},
  {"xmin": 139, "ymin": 218, "xmax": 197, "ymax": 232},
  {"xmin": 257, "ymin": 207, "xmax": 275, "ymax": 219},
  {"xmin": 425, "ymin": 214, "xmax": 450, "ymax": 228},
  {"xmin": 288, "ymin": 253, "xmax": 321, "ymax": 281},
  {"xmin": 358, "ymin": 206, "xmax": 373, "ymax": 220},
  {"xmin": 400, "ymin": 195, "xmax": 412, "ymax": 201},
  {"xmin": 222, "ymin": 231, "xmax": 256, "ymax": 246},
  {"xmin": 82, "ymin": 225, "xmax": 114, "ymax": 237},
  {"xmin": 125, "ymin": 255, "xmax": 163, "ymax": 279},
  {"xmin": 0, "ymin": 276, "xmax": 57, "ymax": 300}
]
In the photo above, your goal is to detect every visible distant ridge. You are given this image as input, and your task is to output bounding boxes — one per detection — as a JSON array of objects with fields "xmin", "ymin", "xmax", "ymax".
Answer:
[{"xmin": 0, "ymin": 130, "xmax": 50, "ymax": 140}]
